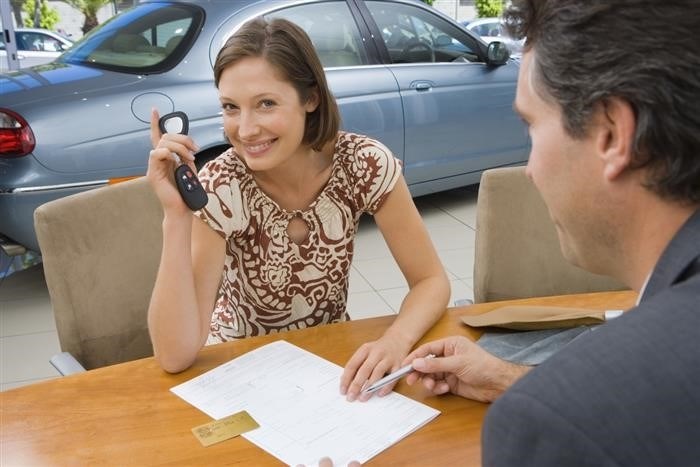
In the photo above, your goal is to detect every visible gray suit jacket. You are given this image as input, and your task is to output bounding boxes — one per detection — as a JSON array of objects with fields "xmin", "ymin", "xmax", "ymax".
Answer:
[{"xmin": 482, "ymin": 209, "xmax": 700, "ymax": 466}]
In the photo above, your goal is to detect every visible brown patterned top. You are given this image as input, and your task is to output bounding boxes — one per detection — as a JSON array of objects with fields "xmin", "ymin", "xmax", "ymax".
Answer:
[{"xmin": 196, "ymin": 132, "xmax": 402, "ymax": 342}]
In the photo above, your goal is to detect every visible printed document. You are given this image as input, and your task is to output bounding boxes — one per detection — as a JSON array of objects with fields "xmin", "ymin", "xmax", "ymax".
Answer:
[{"xmin": 171, "ymin": 340, "xmax": 440, "ymax": 466}]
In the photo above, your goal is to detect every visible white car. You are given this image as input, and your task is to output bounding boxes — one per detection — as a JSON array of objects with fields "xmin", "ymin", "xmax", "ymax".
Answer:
[
  {"xmin": 0, "ymin": 28, "xmax": 74, "ymax": 72},
  {"xmin": 461, "ymin": 18, "xmax": 524, "ymax": 56}
]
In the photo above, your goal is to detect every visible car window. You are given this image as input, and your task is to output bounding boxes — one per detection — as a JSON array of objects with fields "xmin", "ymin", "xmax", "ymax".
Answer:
[
  {"xmin": 365, "ymin": 1, "xmax": 479, "ymax": 64},
  {"xmin": 265, "ymin": 2, "xmax": 368, "ymax": 68},
  {"xmin": 472, "ymin": 20, "xmax": 507, "ymax": 37},
  {"xmin": 15, "ymin": 32, "xmax": 65, "ymax": 52},
  {"xmin": 61, "ymin": 3, "xmax": 204, "ymax": 74}
]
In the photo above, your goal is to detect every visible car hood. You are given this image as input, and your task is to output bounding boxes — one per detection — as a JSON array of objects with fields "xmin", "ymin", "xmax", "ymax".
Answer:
[{"xmin": 0, "ymin": 61, "xmax": 144, "ymax": 106}]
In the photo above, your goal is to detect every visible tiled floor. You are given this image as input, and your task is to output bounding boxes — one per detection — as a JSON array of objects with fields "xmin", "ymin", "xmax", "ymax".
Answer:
[{"xmin": 0, "ymin": 186, "xmax": 478, "ymax": 391}]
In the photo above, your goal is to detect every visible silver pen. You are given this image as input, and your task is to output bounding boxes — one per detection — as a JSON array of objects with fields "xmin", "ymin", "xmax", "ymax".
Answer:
[{"xmin": 362, "ymin": 354, "xmax": 436, "ymax": 393}]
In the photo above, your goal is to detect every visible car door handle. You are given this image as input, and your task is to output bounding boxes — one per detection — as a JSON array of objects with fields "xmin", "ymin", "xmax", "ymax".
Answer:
[{"xmin": 410, "ymin": 81, "xmax": 433, "ymax": 91}]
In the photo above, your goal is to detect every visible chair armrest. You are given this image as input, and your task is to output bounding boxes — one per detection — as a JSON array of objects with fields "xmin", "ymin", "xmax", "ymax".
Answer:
[
  {"xmin": 49, "ymin": 352, "xmax": 87, "ymax": 376},
  {"xmin": 453, "ymin": 298, "xmax": 474, "ymax": 306}
]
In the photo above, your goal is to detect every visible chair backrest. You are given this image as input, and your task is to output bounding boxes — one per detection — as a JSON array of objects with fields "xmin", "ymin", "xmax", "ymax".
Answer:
[
  {"xmin": 34, "ymin": 177, "xmax": 162, "ymax": 369},
  {"xmin": 473, "ymin": 166, "xmax": 627, "ymax": 303}
]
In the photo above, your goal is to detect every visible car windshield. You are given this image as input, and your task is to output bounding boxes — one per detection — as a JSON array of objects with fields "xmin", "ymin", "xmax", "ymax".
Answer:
[{"xmin": 61, "ymin": 2, "xmax": 204, "ymax": 74}]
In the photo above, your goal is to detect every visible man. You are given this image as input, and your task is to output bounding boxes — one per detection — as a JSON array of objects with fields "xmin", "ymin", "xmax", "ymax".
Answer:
[{"xmin": 404, "ymin": 0, "xmax": 700, "ymax": 465}]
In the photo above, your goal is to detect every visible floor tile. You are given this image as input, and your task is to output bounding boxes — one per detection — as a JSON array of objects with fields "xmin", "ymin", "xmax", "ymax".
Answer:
[
  {"xmin": 352, "ymin": 216, "xmax": 393, "ymax": 262},
  {"xmin": 427, "ymin": 186, "xmax": 479, "ymax": 228},
  {"xmin": 438, "ymin": 247, "xmax": 475, "ymax": 280},
  {"xmin": 414, "ymin": 203, "xmax": 470, "ymax": 230},
  {"xmin": 423, "ymin": 224, "xmax": 475, "ymax": 252},
  {"xmin": 1, "ymin": 331, "xmax": 62, "ymax": 383},
  {"xmin": 0, "ymin": 295, "xmax": 56, "ymax": 337},
  {"xmin": 351, "ymin": 257, "xmax": 408, "ymax": 291},
  {"xmin": 347, "ymin": 266, "xmax": 373, "ymax": 294},
  {"xmin": 0, "ymin": 264, "xmax": 47, "ymax": 302},
  {"xmin": 376, "ymin": 279, "xmax": 473, "ymax": 313},
  {"xmin": 450, "ymin": 279, "xmax": 474, "ymax": 306},
  {"xmin": 460, "ymin": 278, "xmax": 475, "ymax": 300},
  {"xmin": 346, "ymin": 291, "xmax": 395, "ymax": 320},
  {"xmin": 1, "ymin": 376, "xmax": 57, "ymax": 392},
  {"xmin": 376, "ymin": 286, "xmax": 409, "ymax": 313}
]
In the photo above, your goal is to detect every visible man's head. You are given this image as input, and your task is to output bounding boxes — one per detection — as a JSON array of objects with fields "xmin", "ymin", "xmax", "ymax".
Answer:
[{"xmin": 505, "ymin": 0, "xmax": 700, "ymax": 204}]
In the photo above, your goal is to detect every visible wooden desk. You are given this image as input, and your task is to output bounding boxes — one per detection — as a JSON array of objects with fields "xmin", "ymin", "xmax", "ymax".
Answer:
[{"xmin": 1, "ymin": 291, "xmax": 636, "ymax": 466}]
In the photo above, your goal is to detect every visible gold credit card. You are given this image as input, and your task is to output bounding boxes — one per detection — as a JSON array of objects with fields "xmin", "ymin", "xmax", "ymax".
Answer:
[{"xmin": 191, "ymin": 410, "xmax": 260, "ymax": 447}]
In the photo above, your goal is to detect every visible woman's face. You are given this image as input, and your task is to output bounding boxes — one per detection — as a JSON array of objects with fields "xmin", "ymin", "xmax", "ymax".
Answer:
[{"xmin": 218, "ymin": 56, "xmax": 318, "ymax": 172}]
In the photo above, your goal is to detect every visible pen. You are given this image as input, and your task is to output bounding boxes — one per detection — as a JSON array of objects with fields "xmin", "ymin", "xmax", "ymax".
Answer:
[{"xmin": 362, "ymin": 354, "xmax": 436, "ymax": 393}]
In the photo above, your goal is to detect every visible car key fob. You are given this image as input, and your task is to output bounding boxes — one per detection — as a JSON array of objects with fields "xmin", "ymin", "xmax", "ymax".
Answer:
[{"xmin": 158, "ymin": 111, "xmax": 208, "ymax": 211}]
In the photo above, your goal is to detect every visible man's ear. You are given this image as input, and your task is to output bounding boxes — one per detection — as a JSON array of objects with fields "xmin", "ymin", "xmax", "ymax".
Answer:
[{"xmin": 596, "ymin": 97, "xmax": 636, "ymax": 181}]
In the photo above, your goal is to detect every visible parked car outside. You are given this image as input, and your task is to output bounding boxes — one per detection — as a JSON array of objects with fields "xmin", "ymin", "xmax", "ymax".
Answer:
[
  {"xmin": 0, "ymin": 27, "xmax": 74, "ymax": 72},
  {"xmin": 461, "ymin": 17, "xmax": 524, "ymax": 56},
  {"xmin": 0, "ymin": 0, "xmax": 528, "ymax": 253}
]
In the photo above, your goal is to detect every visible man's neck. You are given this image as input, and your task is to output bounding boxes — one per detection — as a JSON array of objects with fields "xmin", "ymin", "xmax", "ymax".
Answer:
[{"xmin": 617, "ymin": 195, "xmax": 698, "ymax": 292}]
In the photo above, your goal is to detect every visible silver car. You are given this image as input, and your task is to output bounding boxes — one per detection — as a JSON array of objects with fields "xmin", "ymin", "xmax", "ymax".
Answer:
[
  {"xmin": 461, "ymin": 18, "xmax": 525, "ymax": 56},
  {"xmin": 0, "ymin": 27, "xmax": 74, "ymax": 72},
  {"xmin": 0, "ymin": 0, "xmax": 528, "ymax": 253}
]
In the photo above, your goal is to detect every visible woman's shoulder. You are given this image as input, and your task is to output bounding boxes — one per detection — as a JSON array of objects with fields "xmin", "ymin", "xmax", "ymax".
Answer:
[
  {"xmin": 199, "ymin": 147, "xmax": 246, "ymax": 181},
  {"xmin": 336, "ymin": 131, "xmax": 390, "ymax": 152},
  {"xmin": 334, "ymin": 131, "xmax": 396, "ymax": 166},
  {"xmin": 332, "ymin": 131, "xmax": 402, "ymax": 208}
]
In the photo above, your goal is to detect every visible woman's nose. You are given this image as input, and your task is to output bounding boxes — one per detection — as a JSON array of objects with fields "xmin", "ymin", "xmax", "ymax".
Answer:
[{"xmin": 237, "ymin": 111, "xmax": 260, "ymax": 139}]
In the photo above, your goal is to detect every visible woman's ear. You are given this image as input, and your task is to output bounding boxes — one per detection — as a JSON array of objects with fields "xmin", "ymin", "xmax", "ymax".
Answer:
[
  {"xmin": 305, "ymin": 86, "xmax": 320, "ymax": 113},
  {"xmin": 596, "ymin": 97, "xmax": 636, "ymax": 181}
]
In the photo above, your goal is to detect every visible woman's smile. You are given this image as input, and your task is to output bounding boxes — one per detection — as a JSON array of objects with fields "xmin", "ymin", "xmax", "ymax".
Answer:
[{"xmin": 241, "ymin": 138, "xmax": 277, "ymax": 156}]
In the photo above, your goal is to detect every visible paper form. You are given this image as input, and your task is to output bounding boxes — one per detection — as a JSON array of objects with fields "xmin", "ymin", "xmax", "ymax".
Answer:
[{"xmin": 170, "ymin": 340, "xmax": 440, "ymax": 466}]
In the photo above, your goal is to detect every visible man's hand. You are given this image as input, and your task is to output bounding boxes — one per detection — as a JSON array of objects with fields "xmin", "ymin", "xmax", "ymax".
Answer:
[{"xmin": 404, "ymin": 336, "xmax": 531, "ymax": 403}]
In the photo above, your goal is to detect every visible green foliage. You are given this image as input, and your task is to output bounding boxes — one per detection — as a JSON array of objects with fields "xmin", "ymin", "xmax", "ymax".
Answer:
[
  {"xmin": 64, "ymin": 0, "xmax": 113, "ymax": 34},
  {"xmin": 22, "ymin": 0, "xmax": 60, "ymax": 30},
  {"xmin": 421, "ymin": 0, "xmax": 434, "ymax": 5},
  {"xmin": 475, "ymin": 0, "xmax": 504, "ymax": 18}
]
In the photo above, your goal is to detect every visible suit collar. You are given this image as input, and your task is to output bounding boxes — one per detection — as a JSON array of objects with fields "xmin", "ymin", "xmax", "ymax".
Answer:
[{"xmin": 641, "ymin": 208, "xmax": 700, "ymax": 302}]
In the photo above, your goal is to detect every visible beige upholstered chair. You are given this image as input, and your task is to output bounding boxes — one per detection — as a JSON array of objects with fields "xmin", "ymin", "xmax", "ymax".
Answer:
[
  {"xmin": 473, "ymin": 166, "xmax": 627, "ymax": 303},
  {"xmin": 34, "ymin": 177, "xmax": 162, "ymax": 371}
]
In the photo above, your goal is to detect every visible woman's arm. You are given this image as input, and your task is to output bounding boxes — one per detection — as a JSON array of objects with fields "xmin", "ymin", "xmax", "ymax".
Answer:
[
  {"xmin": 341, "ymin": 176, "xmax": 450, "ymax": 400},
  {"xmin": 146, "ymin": 109, "xmax": 226, "ymax": 373},
  {"xmin": 147, "ymin": 215, "xmax": 225, "ymax": 373}
]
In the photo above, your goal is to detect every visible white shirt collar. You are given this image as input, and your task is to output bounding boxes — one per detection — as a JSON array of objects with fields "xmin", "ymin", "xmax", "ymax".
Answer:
[{"xmin": 636, "ymin": 271, "xmax": 653, "ymax": 306}]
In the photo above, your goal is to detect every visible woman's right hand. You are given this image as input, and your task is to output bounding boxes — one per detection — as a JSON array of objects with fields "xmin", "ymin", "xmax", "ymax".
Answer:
[{"xmin": 146, "ymin": 108, "xmax": 200, "ymax": 214}]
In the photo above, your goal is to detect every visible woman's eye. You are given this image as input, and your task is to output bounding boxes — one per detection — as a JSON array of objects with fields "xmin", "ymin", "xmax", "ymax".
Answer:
[
  {"xmin": 260, "ymin": 99, "xmax": 275, "ymax": 109},
  {"xmin": 222, "ymin": 103, "xmax": 238, "ymax": 112}
]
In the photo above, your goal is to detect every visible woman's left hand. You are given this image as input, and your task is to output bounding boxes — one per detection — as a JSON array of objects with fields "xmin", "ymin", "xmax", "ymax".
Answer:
[{"xmin": 340, "ymin": 334, "xmax": 412, "ymax": 402}]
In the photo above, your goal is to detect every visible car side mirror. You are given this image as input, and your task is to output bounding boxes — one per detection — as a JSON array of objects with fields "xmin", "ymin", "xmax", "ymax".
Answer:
[{"xmin": 486, "ymin": 41, "xmax": 510, "ymax": 66}]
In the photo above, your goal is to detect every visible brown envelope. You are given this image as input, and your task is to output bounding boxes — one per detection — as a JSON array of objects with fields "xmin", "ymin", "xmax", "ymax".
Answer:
[{"xmin": 461, "ymin": 306, "xmax": 609, "ymax": 330}]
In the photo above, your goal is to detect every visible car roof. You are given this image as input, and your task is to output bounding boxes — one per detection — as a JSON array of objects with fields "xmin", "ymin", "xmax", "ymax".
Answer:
[
  {"xmin": 466, "ymin": 17, "xmax": 501, "ymax": 27},
  {"xmin": 13, "ymin": 27, "xmax": 74, "ymax": 43}
]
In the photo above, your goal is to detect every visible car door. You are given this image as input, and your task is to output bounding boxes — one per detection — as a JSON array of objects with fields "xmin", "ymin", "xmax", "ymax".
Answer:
[
  {"xmin": 14, "ymin": 31, "xmax": 64, "ymax": 68},
  {"xmin": 357, "ymin": 0, "xmax": 528, "ymax": 195},
  {"xmin": 265, "ymin": 1, "xmax": 404, "ymax": 160}
]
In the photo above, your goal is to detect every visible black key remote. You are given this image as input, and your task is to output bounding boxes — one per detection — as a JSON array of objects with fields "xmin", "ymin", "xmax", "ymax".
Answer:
[{"xmin": 158, "ymin": 111, "xmax": 208, "ymax": 211}]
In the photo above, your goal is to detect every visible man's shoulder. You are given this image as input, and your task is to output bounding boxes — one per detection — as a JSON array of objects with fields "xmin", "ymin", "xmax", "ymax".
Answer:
[{"xmin": 484, "ymin": 278, "xmax": 700, "ymax": 466}]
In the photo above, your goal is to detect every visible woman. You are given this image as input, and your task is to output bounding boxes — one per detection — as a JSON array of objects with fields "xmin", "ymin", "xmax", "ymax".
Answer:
[{"xmin": 147, "ymin": 17, "xmax": 449, "ymax": 402}]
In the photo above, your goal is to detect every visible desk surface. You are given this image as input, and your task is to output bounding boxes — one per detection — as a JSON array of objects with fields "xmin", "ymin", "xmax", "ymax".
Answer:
[{"xmin": 1, "ymin": 291, "xmax": 636, "ymax": 466}]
